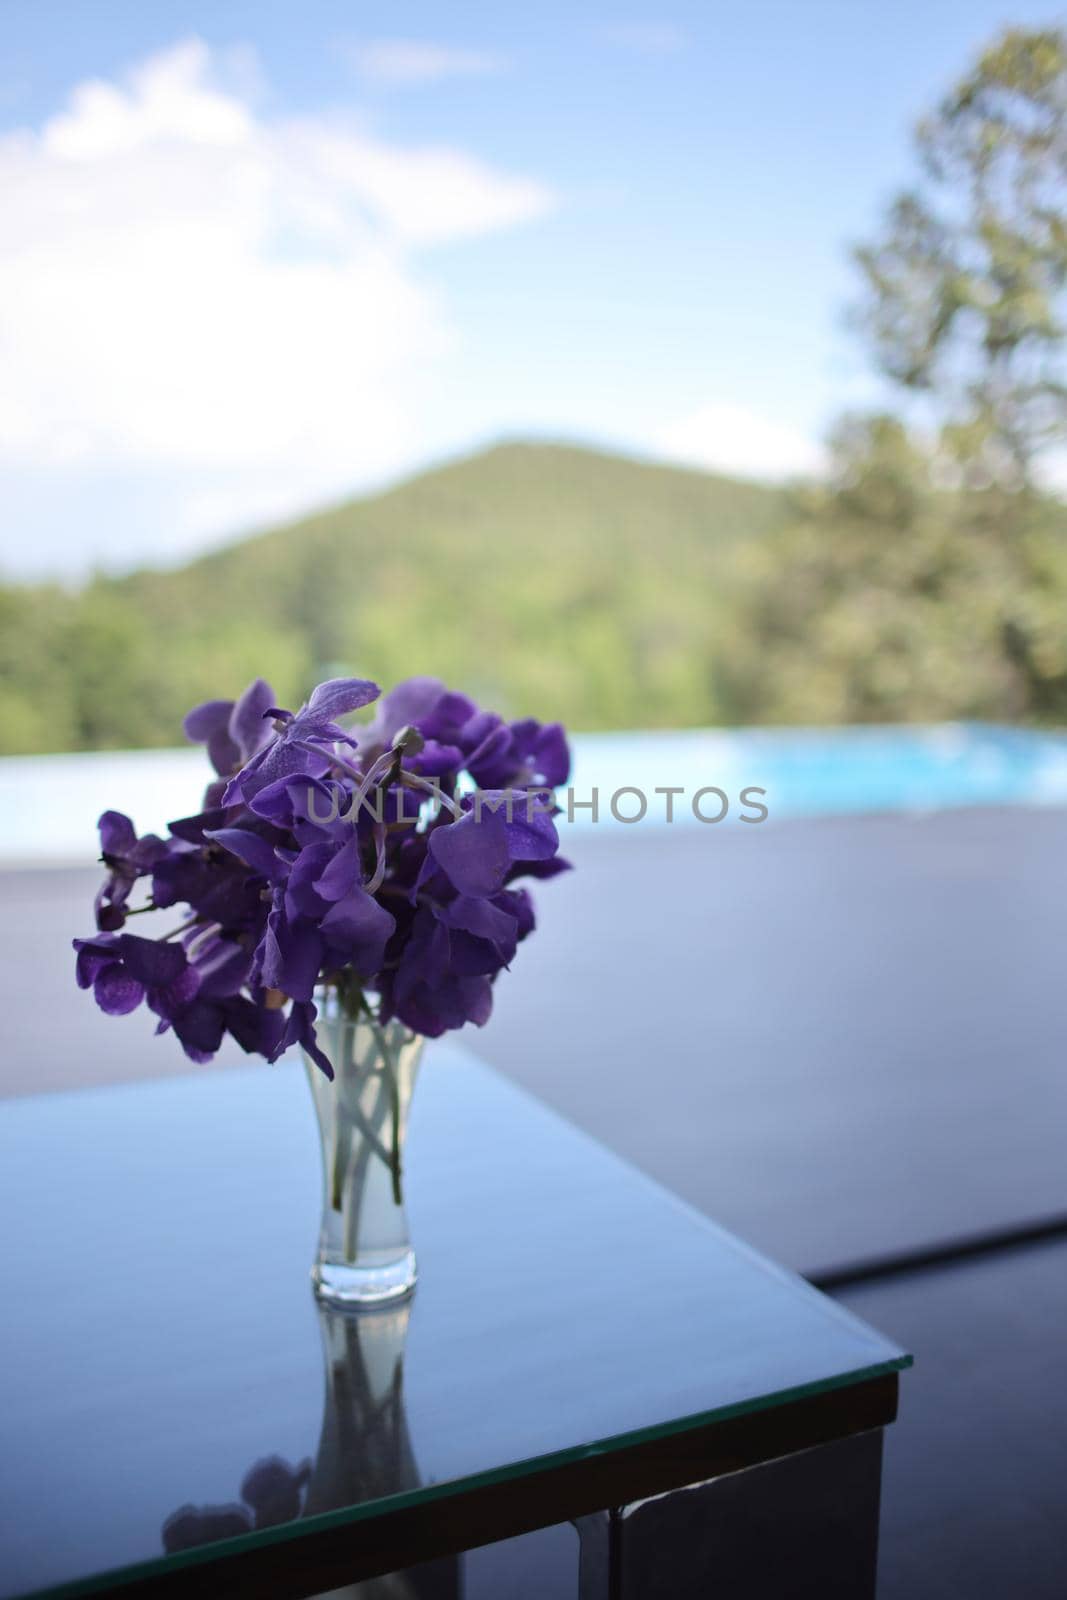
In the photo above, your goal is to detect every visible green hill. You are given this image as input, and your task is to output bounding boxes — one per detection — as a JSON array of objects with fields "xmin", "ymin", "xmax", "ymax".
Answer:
[{"xmin": 0, "ymin": 441, "xmax": 790, "ymax": 753}]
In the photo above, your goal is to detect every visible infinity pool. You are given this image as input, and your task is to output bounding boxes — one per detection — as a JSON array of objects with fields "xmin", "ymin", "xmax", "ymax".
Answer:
[{"xmin": 4, "ymin": 722, "xmax": 1067, "ymax": 863}]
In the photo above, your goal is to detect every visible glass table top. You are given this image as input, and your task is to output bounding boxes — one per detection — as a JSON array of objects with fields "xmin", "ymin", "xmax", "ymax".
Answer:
[{"xmin": 0, "ymin": 1048, "xmax": 909, "ymax": 1599}]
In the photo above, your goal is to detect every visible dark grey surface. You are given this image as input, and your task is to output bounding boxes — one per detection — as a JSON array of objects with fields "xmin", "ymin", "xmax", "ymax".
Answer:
[
  {"xmin": 6, "ymin": 808, "xmax": 1067, "ymax": 1275},
  {"xmin": 841, "ymin": 1238, "xmax": 1067, "ymax": 1600},
  {"xmin": 471, "ymin": 809, "xmax": 1067, "ymax": 1275},
  {"xmin": 0, "ymin": 1054, "xmax": 903, "ymax": 1600}
]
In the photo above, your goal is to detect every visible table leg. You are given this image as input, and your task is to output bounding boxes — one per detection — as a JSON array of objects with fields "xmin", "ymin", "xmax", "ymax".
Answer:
[
  {"xmin": 572, "ymin": 1508, "xmax": 621, "ymax": 1600},
  {"xmin": 611, "ymin": 1428, "xmax": 885, "ymax": 1599}
]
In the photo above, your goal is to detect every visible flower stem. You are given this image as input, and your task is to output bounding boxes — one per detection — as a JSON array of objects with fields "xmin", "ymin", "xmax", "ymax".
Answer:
[{"xmin": 366, "ymin": 1013, "xmax": 404, "ymax": 1205}]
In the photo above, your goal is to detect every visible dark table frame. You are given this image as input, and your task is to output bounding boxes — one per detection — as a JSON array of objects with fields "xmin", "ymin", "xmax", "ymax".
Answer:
[{"xmin": 74, "ymin": 1371, "xmax": 898, "ymax": 1599}]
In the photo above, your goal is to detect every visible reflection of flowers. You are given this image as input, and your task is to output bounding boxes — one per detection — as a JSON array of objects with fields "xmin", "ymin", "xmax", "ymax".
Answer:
[
  {"xmin": 160, "ymin": 1303, "xmax": 417, "ymax": 1560},
  {"xmin": 161, "ymin": 1455, "xmax": 311, "ymax": 1553}
]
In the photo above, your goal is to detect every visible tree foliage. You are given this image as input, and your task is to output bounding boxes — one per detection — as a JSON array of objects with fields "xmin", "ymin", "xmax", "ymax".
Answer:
[
  {"xmin": 722, "ymin": 416, "xmax": 1067, "ymax": 724},
  {"xmin": 0, "ymin": 444, "xmax": 787, "ymax": 754},
  {"xmin": 723, "ymin": 26, "xmax": 1067, "ymax": 727},
  {"xmin": 855, "ymin": 27, "xmax": 1067, "ymax": 485}
]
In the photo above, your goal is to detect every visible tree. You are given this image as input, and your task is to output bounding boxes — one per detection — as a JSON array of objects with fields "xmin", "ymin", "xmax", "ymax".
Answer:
[
  {"xmin": 719, "ymin": 27, "xmax": 1067, "ymax": 729},
  {"xmin": 855, "ymin": 28, "xmax": 1067, "ymax": 488},
  {"xmin": 720, "ymin": 416, "xmax": 1051, "ymax": 725}
]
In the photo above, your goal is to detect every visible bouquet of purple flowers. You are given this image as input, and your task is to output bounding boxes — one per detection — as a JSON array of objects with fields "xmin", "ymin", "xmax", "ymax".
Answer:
[{"xmin": 73, "ymin": 675, "xmax": 571, "ymax": 1078}]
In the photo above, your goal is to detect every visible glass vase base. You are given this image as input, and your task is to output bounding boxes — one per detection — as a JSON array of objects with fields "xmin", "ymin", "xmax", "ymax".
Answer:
[{"xmin": 311, "ymin": 1250, "xmax": 418, "ymax": 1309}]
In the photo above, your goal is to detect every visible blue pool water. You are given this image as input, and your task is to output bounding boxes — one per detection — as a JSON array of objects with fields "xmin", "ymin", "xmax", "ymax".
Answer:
[
  {"xmin": 4, "ymin": 723, "xmax": 1067, "ymax": 863},
  {"xmin": 569, "ymin": 722, "xmax": 1067, "ymax": 827}
]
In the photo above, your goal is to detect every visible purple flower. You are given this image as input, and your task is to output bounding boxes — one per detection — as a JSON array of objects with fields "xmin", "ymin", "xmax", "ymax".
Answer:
[
  {"xmin": 425, "ymin": 793, "xmax": 559, "ymax": 898},
  {"xmin": 251, "ymin": 834, "xmax": 396, "ymax": 1001},
  {"xmin": 75, "ymin": 672, "xmax": 570, "ymax": 1071},
  {"xmin": 222, "ymin": 994, "xmax": 288, "ymax": 1059},
  {"xmin": 268, "ymin": 998, "xmax": 335, "ymax": 1079},
  {"xmin": 467, "ymin": 718, "xmax": 571, "ymax": 791},
  {"xmin": 94, "ymin": 811, "xmax": 169, "ymax": 931},
  {"xmin": 357, "ymin": 676, "xmax": 448, "ymax": 762},
  {"xmin": 223, "ymin": 677, "xmax": 380, "ymax": 804},
  {"xmin": 441, "ymin": 894, "xmax": 523, "ymax": 973},
  {"xmin": 203, "ymin": 826, "xmax": 287, "ymax": 883},
  {"xmin": 184, "ymin": 678, "xmax": 277, "ymax": 778},
  {"xmin": 379, "ymin": 907, "xmax": 495, "ymax": 1038},
  {"xmin": 74, "ymin": 932, "xmax": 189, "ymax": 1015},
  {"xmin": 254, "ymin": 896, "xmax": 324, "ymax": 1004}
]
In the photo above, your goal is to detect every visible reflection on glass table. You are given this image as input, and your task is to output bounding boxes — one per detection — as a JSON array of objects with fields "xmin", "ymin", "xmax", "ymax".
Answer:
[{"xmin": 0, "ymin": 1046, "xmax": 910, "ymax": 1599}]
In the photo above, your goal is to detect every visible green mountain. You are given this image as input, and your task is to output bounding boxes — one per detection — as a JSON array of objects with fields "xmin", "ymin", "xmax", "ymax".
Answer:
[{"xmin": 0, "ymin": 441, "xmax": 790, "ymax": 754}]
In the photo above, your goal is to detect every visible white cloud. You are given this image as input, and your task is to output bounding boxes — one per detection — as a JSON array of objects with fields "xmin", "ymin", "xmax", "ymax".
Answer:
[
  {"xmin": 653, "ymin": 403, "xmax": 825, "ymax": 482},
  {"xmin": 347, "ymin": 39, "xmax": 507, "ymax": 87},
  {"xmin": 0, "ymin": 38, "xmax": 552, "ymax": 568}
]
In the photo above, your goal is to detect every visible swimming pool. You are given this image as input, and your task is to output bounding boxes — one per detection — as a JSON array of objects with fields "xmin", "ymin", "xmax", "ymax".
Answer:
[
  {"xmin": 4, "ymin": 722, "xmax": 1067, "ymax": 863},
  {"xmin": 569, "ymin": 722, "xmax": 1067, "ymax": 826}
]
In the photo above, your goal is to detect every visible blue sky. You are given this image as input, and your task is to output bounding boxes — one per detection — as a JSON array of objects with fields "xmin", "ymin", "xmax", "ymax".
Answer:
[{"xmin": 0, "ymin": 1, "xmax": 1060, "ymax": 577}]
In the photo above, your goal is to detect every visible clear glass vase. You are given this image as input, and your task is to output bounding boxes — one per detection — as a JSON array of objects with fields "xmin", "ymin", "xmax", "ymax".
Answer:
[{"xmin": 303, "ymin": 994, "xmax": 425, "ymax": 1308}]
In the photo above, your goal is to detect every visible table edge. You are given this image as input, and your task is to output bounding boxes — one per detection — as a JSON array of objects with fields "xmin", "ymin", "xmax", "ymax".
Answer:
[{"xmin": 17, "ymin": 1362, "xmax": 906, "ymax": 1600}]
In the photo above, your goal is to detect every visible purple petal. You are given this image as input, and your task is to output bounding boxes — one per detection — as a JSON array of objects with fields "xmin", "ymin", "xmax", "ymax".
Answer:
[
  {"xmin": 228, "ymin": 678, "xmax": 276, "ymax": 761},
  {"xmin": 247, "ymin": 776, "xmax": 314, "ymax": 827},
  {"xmin": 320, "ymin": 887, "xmax": 395, "ymax": 975},
  {"xmin": 94, "ymin": 896, "xmax": 128, "ymax": 933},
  {"xmin": 533, "ymin": 723, "xmax": 571, "ymax": 787},
  {"xmin": 503, "ymin": 804, "xmax": 559, "ymax": 861},
  {"xmin": 420, "ymin": 690, "xmax": 478, "ymax": 745},
  {"xmin": 171, "ymin": 1000, "xmax": 226, "ymax": 1060},
  {"xmin": 93, "ymin": 962, "xmax": 145, "ymax": 1016},
  {"xmin": 73, "ymin": 935, "xmax": 120, "ymax": 990},
  {"xmin": 427, "ymin": 809, "xmax": 511, "ymax": 898},
  {"xmin": 225, "ymin": 739, "xmax": 328, "ymax": 805},
  {"xmin": 459, "ymin": 974, "xmax": 494, "ymax": 1027},
  {"xmin": 306, "ymin": 677, "xmax": 380, "ymax": 721},
  {"xmin": 206, "ymin": 726, "xmax": 241, "ymax": 777},
  {"xmin": 393, "ymin": 907, "xmax": 451, "ymax": 993},
  {"xmin": 97, "ymin": 810, "xmax": 137, "ymax": 857},
  {"xmin": 116, "ymin": 934, "xmax": 188, "ymax": 989},
  {"xmin": 494, "ymin": 885, "xmax": 536, "ymax": 939},
  {"xmin": 146, "ymin": 963, "xmax": 201, "ymax": 1021},
  {"xmin": 357, "ymin": 676, "xmax": 446, "ymax": 754},
  {"xmin": 130, "ymin": 832, "xmax": 170, "ymax": 870},
  {"xmin": 313, "ymin": 834, "xmax": 362, "ymax": 902},
  {"xmin": 284, "ymin": 843, "xmax": 336, "ymax": 920},
  {"xmin": 260, "ymin": 908, "xmax": 323, "ymax": 1003},
  {"xmin": 205, "ymin": 828, "xmax": 284, "ymax": 881},
  {"xmin": 183, "ymin": 699, "xmax": 234, "ymax": 742},
  {"xmin": 506, "ymin": 854, "xmax": 571, "ymax": 883},
  {"xmin": 167, "ymin": 808, "xmax": 230, "ymax": 844},
  {"xmin": 445, "ymin": 895, "xmax": 519, "ymax": 964},
  {"xmin": 445, "ymin": 929, "xmax": 505, "ymax": 977},
  {"xmin": 390, "ymin": 971, "xmax": 493, "ymax": 1036},
  {"xmin": 270, "ymin": 1000, "xmax": 334, "ymax": 1079},
  {"xmin": 192, "ymin": 936, "xmax": 252, "ymax": 999},
  {"xmin": 223, "ymin": 995, "xmax": 287, "ymax": 1058},
  {"xmin": 413, "ymin": 741, "xmax": 464, "ymax": 777},
  {"xmin": 465, "ymin": 721, "xmax": 512, "ymax": 780}
]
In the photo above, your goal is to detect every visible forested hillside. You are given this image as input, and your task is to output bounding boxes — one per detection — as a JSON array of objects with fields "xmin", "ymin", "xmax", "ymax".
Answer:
[{"xmin": 0, "ymin": 442, "xmax": 788, "ymax": 752}]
